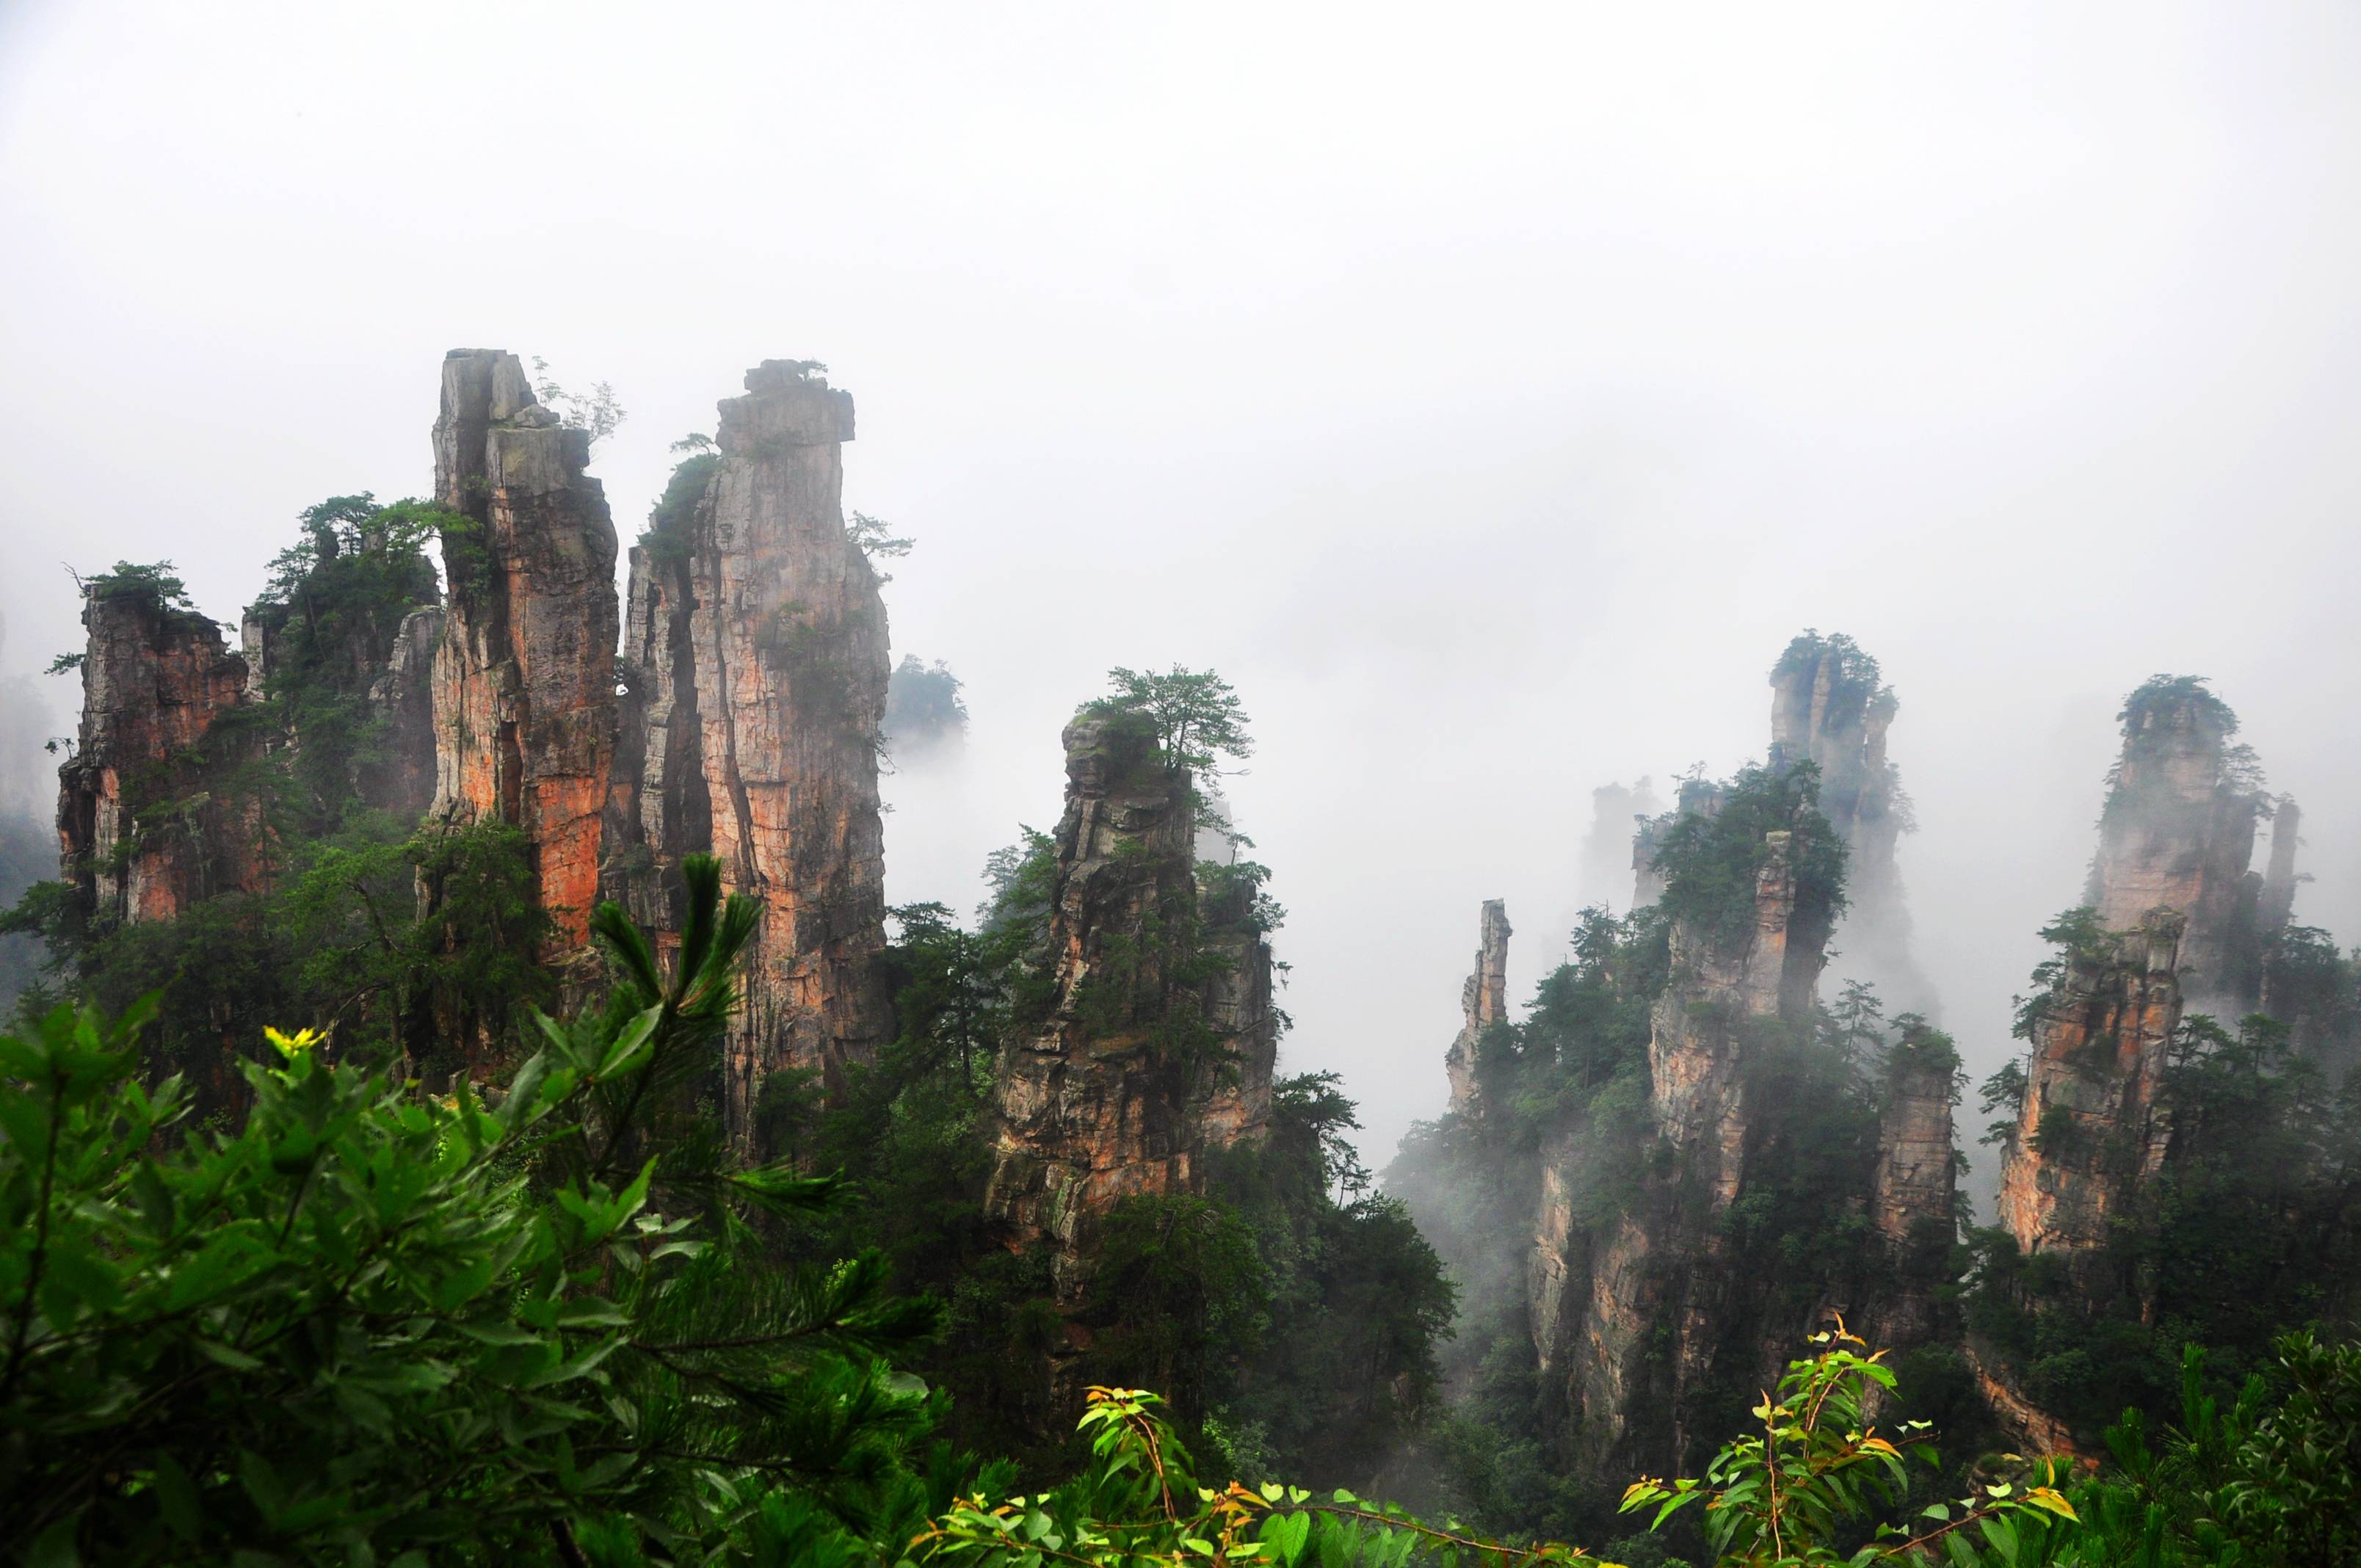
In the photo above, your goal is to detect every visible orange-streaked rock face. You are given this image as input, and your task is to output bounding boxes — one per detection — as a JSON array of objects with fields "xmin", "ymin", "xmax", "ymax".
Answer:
[
  {"xmin": 982, "ymin": 715, "xmax": 1278, "ymax": 1406},
  {"xmin": 57, "ymin": 587, "xmax": 266, "ymax": 925},
  {"xmin": 1995, "ymin": 911, "xmax": 2185, "ymax": 1284},
  {"xmin": 609, "ymin": 361, "xmax": 892, "ymax": 1143},
  {"xmin": 428, "ymin": 349, "xmax": 619, "ymax": 954}
]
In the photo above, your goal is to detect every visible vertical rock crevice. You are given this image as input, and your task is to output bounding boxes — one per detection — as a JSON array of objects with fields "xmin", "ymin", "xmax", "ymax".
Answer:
[{"xmin": 427, "ymin": 349, "xmax": 620, "ymax": 957}]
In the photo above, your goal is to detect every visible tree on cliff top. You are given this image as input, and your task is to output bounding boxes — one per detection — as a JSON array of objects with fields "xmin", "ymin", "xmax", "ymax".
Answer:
[
  {"xmin": 1651, "ymin": 761, "xmax": 1847, "ymax": 957},
  {"xmin": 1088, "ymin": 665, "xmax": 1254, "ymax": 777}
]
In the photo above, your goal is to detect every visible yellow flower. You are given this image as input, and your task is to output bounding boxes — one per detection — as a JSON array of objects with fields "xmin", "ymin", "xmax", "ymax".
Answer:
[{"xmin": 265, "ymin": 1026, "xmax": 324, "ymax": 1058}]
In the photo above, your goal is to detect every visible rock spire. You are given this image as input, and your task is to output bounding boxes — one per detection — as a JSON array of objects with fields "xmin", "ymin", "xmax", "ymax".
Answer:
[
  {"xmin": 607, "ymin": 360, "xmax": 892, "ymax": 1141},
  {"xmin": 2086, "ymin": 677, "xmax": 2266, "ymax": 1009},
  {"xmin": 427, "ymin": 349, "xmax": 620, "ymax": 956},
  {"xmin": 1443, "ymin": 899, "xmax": 1512, "ymax": 1115},
  {"xmin": 1768, "ymin": 632, "xmax": 1934, "ymax": 1013},
  {"xmin": 983, "ymin": 711, "xmax": 1279, "ymax": 1402}
]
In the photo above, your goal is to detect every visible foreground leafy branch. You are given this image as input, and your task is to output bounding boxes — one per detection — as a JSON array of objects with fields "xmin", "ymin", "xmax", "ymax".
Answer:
[{"xmin": 1620, "ymin": 1321, "xmax": 2075, "ymax": 1566}]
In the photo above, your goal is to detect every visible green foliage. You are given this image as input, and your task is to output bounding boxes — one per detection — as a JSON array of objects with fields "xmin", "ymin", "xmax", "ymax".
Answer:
[
  {"xmin": 529, "ymin": 356, "xmax": 626, "ymax": 446},
  {"xmin": 1965, "ymin": 1007, "xmax": 2361, "ymax": 1440},
  {"xmin": 1652, "ymin": 764, "xmax": 1846, "ymax": 957},
  {"xmin": 53, "ymin": 562, "xmax": 214, "ymax": 671},
  {"xmin": 1930, "ymin": 1333, "xmax": 2361, "ymax": 1567},
  {"xmin": 1622, "ymin": 1325, "xmax": 2079, "ymax": 1565},
  {"xmin": 0, "ymin": 857, "xmax": 946, "ymax": 1566},
  {"xmin": 885, "ymin": 656, "xmax": 969, "ymax": 753},
  {"xmin": 2009, "ymin": 907, "xmax": 2114, "ymax": 1043},
  {"xmin": 247, "ymin": 493, "xmax": 448, "ymax": 831},
  {"xmin": 81, "ymin": 560, "xmax": 201, "ymax": 615},
  {"xmin": 10, "ymin": 816, "xmax": 553, "ymax": 1091},
  {"xmin": 1771, "ymin": 631, "xmax": 1888, "ymax": 727},
  {"xmin": 1207, "ymin": 1074, "xmax": 1457, "ymax": 1486},
  {"xmin": 2116, "ymin": 673, "xmax": 2240, "ymax": 738},
  {"xmin": 2105, "ymin": 675, "xmax": 2265, "ymax": 802},
  {"xmin": 907, "ymin": 1386, "xmax": 1601, "ymax": 1566},
  {"xmin": 1086, "ymin": 666, "xmax": 1254, "ymax": 778},
  {"xmin": 1090, "ymin": 1195, "xmax": 1271, "ymax": 1414},
  {"xmin": 848, "ymin": 512, "xmax": 915, "ymax": 581},
  {"xmin": 639, "ymin": 451, "xmax": 721, "ymax": 567}
]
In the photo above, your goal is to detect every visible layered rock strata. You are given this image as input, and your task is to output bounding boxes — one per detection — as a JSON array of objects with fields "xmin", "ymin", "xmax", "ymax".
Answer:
[
  {"xmin": 608, "ymin": 361, "xmax": 891, "ymax": 1139},
  {"xmin": 1443, "ymin": 899, "xmax": 1512, "ymax": 1115},
  {"xmin": 428, "ymin": 349, "xmax": 620, "ymax": 954},
  {"xmin": 984, "ymin": 714, "xmax": 1280, "ymax": 1398},
  {"xmin": 57, "ymin": 585, "xmax": 266, "ymax": 924}
]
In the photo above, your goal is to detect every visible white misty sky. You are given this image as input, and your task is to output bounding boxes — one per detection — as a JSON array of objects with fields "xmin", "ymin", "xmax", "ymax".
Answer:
[{"xmin": 4, "ymin": 3, "xmax": 2358, "ymax": 1182}]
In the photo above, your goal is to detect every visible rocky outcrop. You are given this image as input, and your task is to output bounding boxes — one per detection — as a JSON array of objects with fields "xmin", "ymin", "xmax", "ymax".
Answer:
[
  {"xmin": 1537, "ymin": 808, "xmax": 1843, "ymax": 1477},
  {"xmin": 362, "ymin": 605, "xmax": 445, "ymax": 821},
  {"xmin": 57, "ymin": 584, "xmax": 266, "ymax": 925},
  {"xmin": 1631, "ymin": 777, "xmax": 1724, "ymax": 908},
  {"xmin": 427, "ymin": 349, "xmax": 620, "ymax": 956},
  {"xmin": 1870, "ymin": 1023, "xmax": 1959, "ymax": 1347},
  {"xmin": 1995, "ymin": 910, "xmax": 2185, "ymax": 1302},
  {"xmin": 1769, "ymin": 633, "xmax": 1934, "ymax": 1014},
  {"xmin": 607, "ymin": 361, "xmax": 891, "ymax": 1139},
  {"xmin": 983, "ymin": 713, "xmax": 1279, "ymax": 1396},
  {"xmin": 1443, "ymin": 899, "xmax": 1511, "ymax": 1115},
  {"xmin": 2087, "ymin": 678, "xmax": 2264, "ymax": 1010}
]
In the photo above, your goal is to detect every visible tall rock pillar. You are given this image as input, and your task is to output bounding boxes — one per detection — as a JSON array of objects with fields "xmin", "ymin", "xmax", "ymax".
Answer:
[
  {"xmin": 2087, "ymin": 678, "xmax": 2263, "ymax": 1009},
  {"xmin": 2257, "ymin": 795, "xmax": 2302, "ymax": 937},
  {"xmin": 609, "ymin": 360, "xmax": 891, "ymax": 1141},
  {"xmin": 1549, "ymin": 808, "xmax": 1837, "ymax": 1478},
  {"xmin": 428, "ymin": 349, "xmax": 620, "ymax": 955},
  {"xmin": 984, "ymin": 713, "xmax": 1279, "ymax": 1401},
  {"xmin": 1769, "ymin": 632, "xmax": 1933, "ymax": 1012},
  {"xmin": 1995, "ymin": 910, "xmax": 2185, "ymax": 1301},
  {"xmin": 57, "ymin": 584, "xmax": 264, "ymax": 925},
  {"xmin": 1870, "ymin": 1023, "xmax": 1960, "ymax": 1347},
  {"xmin": 1443, "ymin": 899, "xmax": 1511, "ymax": 1115}
]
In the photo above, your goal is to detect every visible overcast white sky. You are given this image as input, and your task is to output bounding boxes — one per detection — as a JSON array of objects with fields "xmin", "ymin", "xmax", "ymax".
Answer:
[{"xmin": 5, "ymin": 2, "xmax": 2358, "ymax": 1181}]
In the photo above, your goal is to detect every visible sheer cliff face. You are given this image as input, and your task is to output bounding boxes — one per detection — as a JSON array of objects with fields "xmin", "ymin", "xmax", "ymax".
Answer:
[
  {"xmin": 1534, "ymin": 821, "xmax": 1838, "ymax": 1478},
  {"xmin": 984, "ymin": 716, "xmax": 1278, "ymax": 1367},
  {"xmin": 2088, "ymin": 683, "xmax": 2262, "ymax": 1009},
  {"xmin": 1769, "ymin": 633, "xmax": 1933, "ymax": 1013},
  {"xmin": 57, "ymin": 589, "xmax": 264, "ymax": 924},
  {"xmin": 1996, "ymin": 912, "xmax": 2185, "ymax": 1293},
  {"xmin": 363, "ymin": 605, "xmax": 446, "ymax": 821},
  {"xmin": 611, "ymin": 362, "xmax": 891, "ymax": 1139},
  {"xmin": 429, "ymin": 349, "xmax": 620, "ymax": 954},
  {"xmin": 1871, "ymin": 1026, "xmax": 1959, "ymax": 1346},
  {"xmin": 1443, "ymin": 899, "xmax": 1511, "ymax": 1115}
]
